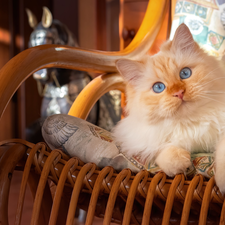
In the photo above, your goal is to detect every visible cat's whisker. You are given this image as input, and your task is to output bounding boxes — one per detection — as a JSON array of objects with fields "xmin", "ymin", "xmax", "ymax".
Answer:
[
  {"xmin": 202, "ymin": 93, "xmax": 225, "ymax": 97},
  {"xmin": 200, "ymin": 92, "xmax": 225, "ymax": 96},
  {"xmin": 198, "ymin": 66, "xmax": 221, "ymax": 83},
  {"xmin": 201, "ymin": 77, "xmax": 225, "ymax": 87},
  {"xmin": 196, "ymin": 94, "xmax": 225, "ymax": 106},
  {"xmin": 198, "ymin": 91, "xmax": 225, "ymax": 98},
  {"xmin": 201, "ymin": 91, "xmax": 225, "ymax": 94}
]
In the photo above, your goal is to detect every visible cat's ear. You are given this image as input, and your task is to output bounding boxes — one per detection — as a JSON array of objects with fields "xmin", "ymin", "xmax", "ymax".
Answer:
[
  {"xmin": 172, "ymin": 23, "xmax": 198, "ymax": 52},
  {"xmin": 116, "ymin": 59, "xmax": 143, "ymax": 86}
]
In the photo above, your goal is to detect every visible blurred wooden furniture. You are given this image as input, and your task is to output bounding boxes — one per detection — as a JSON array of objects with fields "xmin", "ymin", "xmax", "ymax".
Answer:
[
  {"xmin": 0, "ymin": 0, "xmax": 223, "ymax": 224},
  {"xmin": 0, "ymin": 0, "xmax": 79, "ymax": 141},
  {"xmin": 119, "ymin": 0, "xmax": 172, "ymax": 54},
  {"xmin": 1, "ymin": 140, "xmax": 223, "ymax": 225},
  {"xmin": 120, "ymin": 0, "xmax": 149, "ymax": 49}
]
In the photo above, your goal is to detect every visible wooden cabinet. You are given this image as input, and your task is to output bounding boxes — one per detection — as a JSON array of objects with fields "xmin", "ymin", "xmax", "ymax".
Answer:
[
  {"xmin": 78, "ymin": 0, "xmax": 120, "ymax": 51},
  {"xmin": 120, "ymin": 0, "xmax": 172, "ymax": 54},
  {"xmin": 0, "ymin": 1, "xmax": 14, "ymax": 141},
  {"xmin": 120, "ymin": 0, "xmax": 148, "ymax": 49}
]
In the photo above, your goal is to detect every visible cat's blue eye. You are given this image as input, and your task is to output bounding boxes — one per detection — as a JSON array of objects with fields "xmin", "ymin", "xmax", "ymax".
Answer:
[
  {"xmin": 180, "ymin": 67, "xmax": 192, "ymax": 79},
  {"xmin": 152, "ymin": 82, "xmax": 165, "ymax": 93}
]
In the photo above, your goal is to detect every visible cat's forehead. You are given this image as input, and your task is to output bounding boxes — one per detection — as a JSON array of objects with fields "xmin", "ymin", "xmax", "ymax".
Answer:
[
  {"xmin": 149, "ymin": 52, "xmax": 180, "ymax": 81},
  {"xmin": 152, "ymin": 53, "xmax": 177, "ymax": 68}
]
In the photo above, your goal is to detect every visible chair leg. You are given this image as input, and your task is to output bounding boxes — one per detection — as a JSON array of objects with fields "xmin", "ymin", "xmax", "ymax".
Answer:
[
  {"xmin": 30, "ymin": 150, "xmax": 61, "ymax": 225},
  {"xmin": 0, "ymin": 144, "xmax": 27, "ymax": 225},
  {"xmin": 28, "ymin": 171, "xmax": 53, "ymax": 225}
]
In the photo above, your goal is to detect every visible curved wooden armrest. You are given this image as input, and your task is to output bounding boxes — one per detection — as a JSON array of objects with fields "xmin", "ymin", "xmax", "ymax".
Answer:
[
  {"xmin": 0, "ymin": 0, "xmax": 167, "ymax": 119},
  {"xmin": 68, "ymin": 73, "xmax": 125, "ymax": 119}
]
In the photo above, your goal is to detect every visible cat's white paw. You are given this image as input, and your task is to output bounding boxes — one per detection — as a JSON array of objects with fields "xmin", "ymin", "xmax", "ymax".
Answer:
[
  {"xmin": 215, "ymin": 172, "xmax": 225, "ymax": 194},
  {"xmin": 214, "ymin": 137, "xmax": 225, "ymax": 194},
  {"xmin": 155, "ymin": 146, "xmax": 191, "ymax": 177}
]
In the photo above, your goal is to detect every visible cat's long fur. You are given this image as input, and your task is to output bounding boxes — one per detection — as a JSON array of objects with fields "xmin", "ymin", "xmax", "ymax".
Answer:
[{"xmin": 113, "ymin": 24, "xmax": 225, "ymax": 192}]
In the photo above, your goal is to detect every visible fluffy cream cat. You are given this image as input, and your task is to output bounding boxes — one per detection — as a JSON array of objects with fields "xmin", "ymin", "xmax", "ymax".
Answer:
[{"xmin": 114, "ymin": 24, "xmax": 225, "ymax": 193}]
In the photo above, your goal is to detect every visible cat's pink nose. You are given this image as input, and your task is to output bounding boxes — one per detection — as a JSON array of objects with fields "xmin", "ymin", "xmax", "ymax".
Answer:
[{"xmin": 173, "ymin": 90, "xmax": 184, "ymax": 100}]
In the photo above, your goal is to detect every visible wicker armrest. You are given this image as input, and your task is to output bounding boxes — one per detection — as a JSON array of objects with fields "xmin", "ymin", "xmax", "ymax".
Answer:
[{"xmin": 68, "ymin": 73, "xmax": 125, "ymax": 119}]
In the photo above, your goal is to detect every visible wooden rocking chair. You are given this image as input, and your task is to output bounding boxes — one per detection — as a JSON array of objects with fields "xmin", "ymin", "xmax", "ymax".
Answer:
[{"xmin": 0, "ymin": 0, "xmax": 224, "ymax": 224}]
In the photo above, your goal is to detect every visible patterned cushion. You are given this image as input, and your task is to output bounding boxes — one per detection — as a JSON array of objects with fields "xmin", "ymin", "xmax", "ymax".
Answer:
[
  {"xmin": 42, "ymin": 114, "xmax": 215, "ymax": 178},
  {"xmin": 170, "ymin": 0, "xmax": 225, "ymax": 57},
  {"xmin": 148, "ymin": 153, "xmax": 214, "ymax": 178}
]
